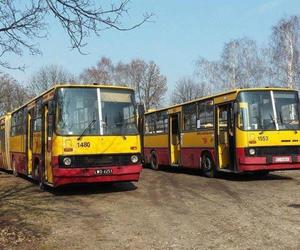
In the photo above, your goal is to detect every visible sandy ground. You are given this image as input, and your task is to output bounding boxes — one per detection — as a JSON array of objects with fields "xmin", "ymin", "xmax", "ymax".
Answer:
[{"xmin": 0, "ymin": 167, "xmax": 300, "ymax": 250}]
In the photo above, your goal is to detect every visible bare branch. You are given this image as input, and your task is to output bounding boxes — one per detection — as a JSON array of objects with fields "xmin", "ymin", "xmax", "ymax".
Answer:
[
  {"xmin": 0, "ymin": 0, "xmax": 153, "ymax": 68},
  {"xmin": 27, "ymin": 64, "xmax": 77, "ymax": 96},
  {"xmin": 44, "ymin": 0, "xmax": 153, "ymax": 52},
  {"xmin": 80, "ymin": 57, "xmax": 167, "ymax": 109},
  {"xmin": 170, "ymin": 77, "xmax": 206, "ymax": 105},
  {"xmin": 0, "ymin": 73, "xmax": 31, "ymax": 115}
]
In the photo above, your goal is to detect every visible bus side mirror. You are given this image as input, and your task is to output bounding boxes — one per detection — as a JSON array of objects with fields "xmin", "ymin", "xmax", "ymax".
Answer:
[
  {"xmin": 233, "ymin": 103, "xmax": 239, "ymax": 115},
  {"xmin": 137, "ymin": 104, "xmax": 145, "ymax": 117},
  {"xmin": 137, "ymin": 104, "xmax": 145, "ymax": 135}
]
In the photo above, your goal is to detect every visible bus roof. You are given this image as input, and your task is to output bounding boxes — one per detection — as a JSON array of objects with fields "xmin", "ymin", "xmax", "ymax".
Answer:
[
  {"xmin": 10, "ymin": 83, "xmax": 134, "ymax": 115},
  {"xmin": 145, "ymin": 87, "xmax": 297, "ymax": 115}
]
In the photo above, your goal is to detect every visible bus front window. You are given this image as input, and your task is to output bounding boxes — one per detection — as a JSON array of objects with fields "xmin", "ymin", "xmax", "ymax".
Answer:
[
  {"xmin": 274, "ymin": 92, "xmax": 300, "ymax": 130},
  {"xmin": 56, "ymin": 88, "xmax": 100, "ymax": 135},
  {"xmin": 56, "ymin": 87, "xmax": 138, "ymax": 136},
  {"xmin": 100, "ymin": 89, "xmax": 138, "ymax": 135},
  {"xmin": 237, "ymin": 91, "xmax": 300, "ymax": 131}
]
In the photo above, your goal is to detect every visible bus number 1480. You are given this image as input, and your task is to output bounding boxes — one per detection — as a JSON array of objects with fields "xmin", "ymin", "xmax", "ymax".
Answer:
[{"xmin": 77, "ymin": 142, "xmax": 91, "ymax": 148}]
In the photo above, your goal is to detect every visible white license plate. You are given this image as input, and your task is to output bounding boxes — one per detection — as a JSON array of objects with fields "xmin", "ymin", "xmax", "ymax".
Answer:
[
  {"xmin": 95, "ymin": 169, "xmax": 113, "ymax": 175},
  {"xmin": 273, "ymin": 156, "xmax": 290, "ymax": 163}
]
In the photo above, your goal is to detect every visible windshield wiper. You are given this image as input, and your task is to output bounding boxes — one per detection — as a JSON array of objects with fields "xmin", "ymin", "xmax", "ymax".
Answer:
[
  {"xmin": 77, "ymin": 119, "xmax": 97, "ymax": 141},
  {"xmin": 279, "ymin": 111, "xmax": 283, "ymax": 124},
  {"xmin": 269, "ymin": 113, "xmax": 276, "ymax": 127}
]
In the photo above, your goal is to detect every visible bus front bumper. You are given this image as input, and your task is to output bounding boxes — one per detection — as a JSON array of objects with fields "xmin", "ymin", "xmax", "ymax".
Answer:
[
  {"xmin": 237, "ymin": 148, "xmax": 300, "ymax": 172},
  {"xmin": 52, "ymin": 164, "xmax": 142, "ymax": 187}
]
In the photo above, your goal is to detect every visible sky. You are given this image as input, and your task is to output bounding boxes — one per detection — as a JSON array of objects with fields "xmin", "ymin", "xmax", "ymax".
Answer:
[{"xmin": 3, "ymin": 0, "xmax": 300, "ymax": 94}]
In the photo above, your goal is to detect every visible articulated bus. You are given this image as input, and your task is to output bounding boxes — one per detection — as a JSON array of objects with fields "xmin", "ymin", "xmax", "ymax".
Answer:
[
  {"xmin": 0, "ymin": 84, "xmax": 142, "ymax": 188},
  {"xmin": 0, "ymin": 114, "xmax": 11, "ymax": 171},
  {"xmin": 143, "ymin": 88, "xmax": 300, "ymax": 177}
]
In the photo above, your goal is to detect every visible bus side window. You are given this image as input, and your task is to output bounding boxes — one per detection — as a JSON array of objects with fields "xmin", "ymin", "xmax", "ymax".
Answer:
[
  {"xmin": 183, "ymin": 103, "xmax": 196, "ymax": 131},
  {"xmin": 144, "ymin": 113, "xmax": 156, "ymax": 134},
  {"xmin": 238, "ymin": 102, "xmax": 249, "ymax": 130},
  {"xmin": 33, "ymin": 99, "xmax": 42, "ymax": 132},
  {"xmin": 197, "ymin": 100, "xmax": 214, "ymax": 129},
  {"xmin": 47, "ymin": 100, "xmax": 54, "ymax": 137},
  {"xmin": 155, "ymin": 111, "xmax": 168, "ymax": 134}
]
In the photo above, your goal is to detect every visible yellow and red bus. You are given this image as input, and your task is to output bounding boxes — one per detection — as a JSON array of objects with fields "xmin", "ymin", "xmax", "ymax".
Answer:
[
  {"xmin": 0, "ymin": 114, "xmax": 11, "ymax": 171},
  {"xmin": 143, "ymin": 88, "xmax": 300, "ymax": 177},
  {"xmin": 0, "ymin": 84, "xmax": 142, "ymax": 188}
]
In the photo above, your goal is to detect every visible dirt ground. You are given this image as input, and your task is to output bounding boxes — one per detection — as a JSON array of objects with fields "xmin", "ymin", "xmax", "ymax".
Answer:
[{"xmin": 0, "ymin": 167, "xmax": 300, "ymax": 250}]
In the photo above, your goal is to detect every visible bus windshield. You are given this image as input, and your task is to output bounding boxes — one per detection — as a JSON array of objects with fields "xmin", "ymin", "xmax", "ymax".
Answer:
[
  {"xmin": 56, "ymin": 87, "xmax": 138, "ymax": 136},
  {"xmin": 237, "ymin": 90, "xmax": 300, "ymax": 131}
]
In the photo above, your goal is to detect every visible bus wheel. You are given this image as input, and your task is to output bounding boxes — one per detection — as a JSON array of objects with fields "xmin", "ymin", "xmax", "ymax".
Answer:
[
  {"xmin": 150, "ymin": 151, "xmax": 159, "ymax": 170},
  {"xmin": 35, "ymin": 165, "xmax": 45, "ymax": 191},
  {"xmin": 39, "ymin": 181, "xmax": 45, "ymax": 191},
  {"xmin": 12, "ymin": 160, "xmax": 19, "ymax": 177},
  {"xmin": 37, "ymin": 167, "xmax": 45, "ymax": 191},
  {"xmin": 34, "ymin": 162, "xmax": 39, "ymax": 179},
  {"xmin": 202, "ymin": 154, "xmax": 216, "ymax": 178}
]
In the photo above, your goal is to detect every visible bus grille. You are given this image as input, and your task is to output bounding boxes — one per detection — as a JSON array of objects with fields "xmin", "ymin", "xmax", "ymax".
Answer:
[
  {"xmin": 245, "ymin": 146, "xmax": 300, "ymax": 156},
  {"xmin": 59, "ymin": 154, "xmax": 140, "ymax": 168}
]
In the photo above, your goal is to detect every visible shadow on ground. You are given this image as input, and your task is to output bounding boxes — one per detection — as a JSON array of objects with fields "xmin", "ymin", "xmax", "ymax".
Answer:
[
  {"xmin": 52, "ymin": 182, "xmax": 137, "ymax": 196},
  {"xmin": 143, "ymin": 165, "xmax": 294, "ymax": 182},
  {"xmin": 288, "ymin": 203, "xmax": 300, "ymax": 208}
]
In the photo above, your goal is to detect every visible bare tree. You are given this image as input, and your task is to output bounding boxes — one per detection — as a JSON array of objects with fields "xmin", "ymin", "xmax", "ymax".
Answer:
[
  {"xmin": 0, "ymin": 0, "xmax": 152, "ymax": 69},
  {"xmin": 79, "ymin": 57, "xmax": 168, "ymax": 109},
  {"xmin": 269, "ymin": 15, "xmax": 300, "ymax": 89},
  {"xmin": 195, "ymin": 57, "xmax": 223, "ymax": 94},
  {"xmin": 114, "ymin": 62, "xmax": 130, "ymax": 86},
  {"xmin": 0, "ymin": 74, "xmax": 30, "ymax": 115},
  {"xmin": 128, "ymin": 60, "xmax": 167, "ymax": 110},
  {"xmin": 80, "ymin": 57, "xmax": 114, "ymax": 84},
  {"xmin": 221, "ymin": 38, "xmax": 266, "ymax": 89},
  {"xmin": 221, "ymin": 40, "xmax": 239, "ymax": 89},
  {"xmin": 27, "ymin": 64, "xmax": 76, "ymax": 96},
  {"xmin": 170, "ymin": 77, "xmax": 206, "ymax": 104},
  {"xmin": 195, "ymin": 38, "xmax": 266, "ymax": 93},
  {"xmin": 127, "ymin": 59, "xmax": 147, "ymax": 100}
]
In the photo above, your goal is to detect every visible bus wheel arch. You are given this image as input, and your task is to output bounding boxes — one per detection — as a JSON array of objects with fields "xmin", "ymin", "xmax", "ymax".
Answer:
[
  {"xmin": 201, "ymin": 151, "xmax": 217, "ymax": 178},
  {"xmin": 150, "ymin": 150, "xmax": 159, "ymax": 170}
]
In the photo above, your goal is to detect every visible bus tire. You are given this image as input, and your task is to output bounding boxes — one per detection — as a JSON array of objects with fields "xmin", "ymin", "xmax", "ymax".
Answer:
[
  {"xmin": 150, "ymin": 151, "xmax": 159, "ymax": 170},
  {"xmin": 37, "ymin": 166, "xmax": 45, "ymax": 191},
  {"xmin": 202, "ymin": 153, "xmax": 216, "ymax": 178},
  {"xmin": 39, "ymin": 181, "xmax": 45, "ymax": 191},
  {"xmin": 33, "ymin": 159, "xmax": 40, "ymax": 180},
  {"xmin": 12, "ymin": 159, "xmax": 19, "ymax": 177}
]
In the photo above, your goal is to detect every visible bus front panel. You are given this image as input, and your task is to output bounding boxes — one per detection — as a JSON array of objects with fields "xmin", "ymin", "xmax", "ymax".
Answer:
[{"xmin": 235, "ymin": 90, "xmax": 300, "ymax": 172}]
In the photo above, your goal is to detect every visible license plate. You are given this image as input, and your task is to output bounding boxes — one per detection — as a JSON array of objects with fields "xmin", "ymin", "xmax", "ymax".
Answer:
[
  {"xmin": 273, "ymin": 156, "xmax": 291, "ymax": 163},
  {"xmin": 95, "ymin": 169, "xmax": 113, "ymax": 175}
]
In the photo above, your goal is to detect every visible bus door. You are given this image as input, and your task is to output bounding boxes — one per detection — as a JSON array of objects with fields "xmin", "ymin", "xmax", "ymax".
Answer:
[
  {"xmin": 26, "ymin": 111, "xmax": 33, "ymax": 176},
  {"xmin": 42, "ymin": 104, "xmax": 53, "ymax": 184},
  {"xmin": 0, "ymin": 124, "xmax": 5, "ymax": 168},
  {"xmin": 169, "ymin": 113, "xmax": 181, "ymax": 165},
  {"xmin": 216, "ymin": 103, "xmax": 235, "ymax": 170}
]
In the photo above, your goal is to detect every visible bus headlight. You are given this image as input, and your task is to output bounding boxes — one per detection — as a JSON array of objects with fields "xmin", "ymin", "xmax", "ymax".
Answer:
[
  {"xmin": 249, "ymin": 148, "xmax": 256, "ymax": 156},
  {"xmin": 131, "ymin": 155, "xmax": 139, "ymax": 163},
  {"xmin": 63, "ymin": 157, "xmax": 72, "ymax": 166}
]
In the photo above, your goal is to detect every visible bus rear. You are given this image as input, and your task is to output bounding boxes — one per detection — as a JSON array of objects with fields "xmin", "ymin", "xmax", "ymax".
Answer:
[
  {"xmin": 235, "ymin": 89, "xmax": 300, "ymax": 173},
  {"xmin": 45, "ymin": 86, "xmax": 142, "ymax": 187}
]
